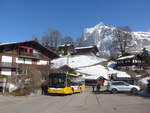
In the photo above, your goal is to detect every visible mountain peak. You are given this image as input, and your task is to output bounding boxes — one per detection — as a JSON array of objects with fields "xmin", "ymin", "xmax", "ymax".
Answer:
[
  {"xmin": 95, "ymin": 22, "xmax": 105, "ymax": 28},
  {"xmin": 83, "ymin": 23, "xmax": 150, "ymax": 56}
]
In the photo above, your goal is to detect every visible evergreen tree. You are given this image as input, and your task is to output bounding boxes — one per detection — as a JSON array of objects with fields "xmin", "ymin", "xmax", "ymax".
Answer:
[{"xmin": 142, "ymin": 48, "xmax": 150, "ymax": 65}]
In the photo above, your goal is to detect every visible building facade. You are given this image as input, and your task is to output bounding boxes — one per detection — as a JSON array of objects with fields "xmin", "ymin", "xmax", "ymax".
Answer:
[
  {"xmin": 116, "ymin": 54, "xmax": 143, "ymax": 70},
  {"xmin": 75, "ymin": 46, "xmax": 99, "ymax": 56},
  {"xmin": 0, "ymin": 40, "xmax": 58, "ymax": 78}
]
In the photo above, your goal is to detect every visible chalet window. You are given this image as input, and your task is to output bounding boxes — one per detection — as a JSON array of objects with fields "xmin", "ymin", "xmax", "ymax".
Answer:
[
  {"xmin": 18, "ymin": 46, "xmax": 33, "ymax": 54},
  {"xmin": 16, "ymin": 58, "xmax": 25, "ymax": 64},
  {"xmin": 137, "ymin": 60, "xmax": 141, "ymax": 63},
  {"xmin": 134, "ymin": 60, "xmax": 138, "ymax": 63},
  {"xmin": 33, "ymin": 49, "xmax": 38, "ymax": 54},
  {"xmin": 20, "ymin": 48, "xmax": 27, "ymax": 53},
  {"xmin": 18, "ymin": 69, "xmax": 28, "ymax": 75},
  {"xmin": 11, "ymin": 68, "xmax": 16, "ymax": 75},
  {"xmin": 12, "ymin": 57, "xmax": 16, "ymax": 63},
  {"xmin": 32, "ymin": 59, "xmax": 37, "ymax": 64}
]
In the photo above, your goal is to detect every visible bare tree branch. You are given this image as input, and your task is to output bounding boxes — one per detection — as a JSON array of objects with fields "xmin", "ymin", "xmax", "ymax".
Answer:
[{"xmin": 113, "ymin": 27, "xmax": 133, "ymax": 56}]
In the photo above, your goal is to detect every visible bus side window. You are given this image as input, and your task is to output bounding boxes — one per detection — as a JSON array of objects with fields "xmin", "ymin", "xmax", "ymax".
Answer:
[{"xmin": 67, "ymin": 79, "xmax": 71, "ymax": 86}]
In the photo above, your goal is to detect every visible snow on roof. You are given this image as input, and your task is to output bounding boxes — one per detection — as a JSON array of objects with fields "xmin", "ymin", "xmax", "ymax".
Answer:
[
  {"xmin": 77, "ymin": 65, "xmax": 109, "ymax": 80},
  {"xmin": 59, "ymin": 44, "xmax": 72, "ymax": 47},
  {"xmin": 0, "ymin": 40, "xmax": 59, "ymax": 58},
  {"xmin": 52, "ymin": 55, "xmax": 106, "ymax": 68},
  {"xmin": 75, "ymin": 46, "xmax": 96, "ymax": 50},
  {"xmin": 84, "ymin": 75, "xmax": 101, "ymax": 80},
  {"xmin": 0, "ymin": 42, "xmax": 18, "ymax": 46},
  {"xmin": 117, "ymin": 55, "xmax": 135, "ymax": 60}
]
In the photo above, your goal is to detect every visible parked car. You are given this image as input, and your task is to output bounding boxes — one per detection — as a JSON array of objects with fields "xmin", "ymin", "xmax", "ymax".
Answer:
[{"xmin": 107, "ymin": 81, "xmax": 140, "ymax": 94}]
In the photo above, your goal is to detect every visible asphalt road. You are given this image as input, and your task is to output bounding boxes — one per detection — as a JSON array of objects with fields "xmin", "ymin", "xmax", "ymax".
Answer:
[{"xmin": 0, "ymin": 89, "xmax": 150, "ymax": 113}]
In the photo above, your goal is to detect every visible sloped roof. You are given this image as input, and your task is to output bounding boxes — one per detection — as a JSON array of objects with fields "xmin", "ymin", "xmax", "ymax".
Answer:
[
  {"xmin": 75, "ymin": 45, "xmax": 99, "ymax": 55},
  {"xmin": 0, "ymin": 40, "xmax": 58, "ymax": 59},
  {"xmin": 117, "ymin": 55, "xmax": 135, "ymax": 60},
  {"xmin": 58, "ymin": 44, "xmax": 73, "ymax": 47},
  {"xmin": 75, "ymin": 45, "xmax": 98, "ymax": 51}
]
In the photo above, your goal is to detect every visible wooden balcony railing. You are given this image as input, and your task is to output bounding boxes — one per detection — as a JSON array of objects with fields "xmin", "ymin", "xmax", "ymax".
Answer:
[{"xmin": 18, "ymin": 52, "xmax": 40, "ymax": 59}]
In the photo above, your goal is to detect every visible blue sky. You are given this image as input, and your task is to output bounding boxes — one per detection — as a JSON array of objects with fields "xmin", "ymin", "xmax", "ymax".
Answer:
[{"xmin": 0, "ymin": 0, "xmax": 150, "ymax": 43}]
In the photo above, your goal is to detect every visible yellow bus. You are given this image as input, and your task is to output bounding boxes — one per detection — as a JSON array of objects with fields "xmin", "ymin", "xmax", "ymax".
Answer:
[{"xmin": 47, "ymin": 73, "xmax": 85, "ymax": 94}]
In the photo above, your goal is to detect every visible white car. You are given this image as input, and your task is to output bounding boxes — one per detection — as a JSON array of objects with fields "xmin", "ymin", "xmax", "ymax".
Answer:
[{"xmin": 107, "ymin": 81, "xmax": 140, "ymax": 94}]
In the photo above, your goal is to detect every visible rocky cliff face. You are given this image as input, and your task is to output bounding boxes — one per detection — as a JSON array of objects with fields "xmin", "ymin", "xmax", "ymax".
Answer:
[{"xmin": 83, "ymin": 22, "xmax": 150, "ymax": 56}]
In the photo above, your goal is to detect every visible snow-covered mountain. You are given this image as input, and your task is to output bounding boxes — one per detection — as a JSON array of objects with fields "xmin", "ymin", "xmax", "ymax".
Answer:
[{"xmin": 83, "ymin": 22, "xmax": 150, "ymax": 56}]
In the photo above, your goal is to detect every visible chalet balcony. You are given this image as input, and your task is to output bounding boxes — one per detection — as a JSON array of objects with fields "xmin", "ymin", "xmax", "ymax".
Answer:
[
  {"xmin": 117, "ymin": 63, "xmax": 142, "ymax": 66},
  {"xmin": 0, "ymin": 62, "xmax": 18, "ymax": 68},
  {"xmin": 18, "ymin": 52, "xmax": 40, "ymax": 59}
]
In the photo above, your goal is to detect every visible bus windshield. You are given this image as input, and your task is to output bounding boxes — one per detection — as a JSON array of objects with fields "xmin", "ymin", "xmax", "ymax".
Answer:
[{"xmin": 49, "ymin": 75, "xmax": 66, "ymax": 88}]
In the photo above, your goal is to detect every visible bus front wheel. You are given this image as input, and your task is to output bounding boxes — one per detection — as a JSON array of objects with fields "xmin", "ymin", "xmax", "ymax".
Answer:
[{"xmin": 71, "ymin": 88, "xmax": 74, "ymax": 94}]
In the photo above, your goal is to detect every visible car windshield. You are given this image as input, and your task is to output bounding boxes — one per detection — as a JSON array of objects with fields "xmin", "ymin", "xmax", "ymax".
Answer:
[
  {"xmin": 123, "ymin": 82, "xmax": 130, "ymax": 86},
  {"xmin": 112, "ymin": 82, "xmax": 130, "ymax": 85}
]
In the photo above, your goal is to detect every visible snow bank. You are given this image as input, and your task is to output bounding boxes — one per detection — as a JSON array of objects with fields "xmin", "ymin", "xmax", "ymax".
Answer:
[
  {"xmin": 76, "ymin": 65, "xmax": 109, "ymax": 80},
  {"xmin": 52, "ymin": 55, "xmax": 106, "ymax": 68},
  {"xmin": 52, "ymin": 55, "xmax": 131, "ymax": 80},
  {"xmin": 108, "ymin": 68, "xmax": 131, "ymax": 78},
  {"xmin": 139, "ymin": 90, "xmax": 150, "ymax": 97},
  {"xmin": 107, "ymin": 61, "xmax": 131, "ymax": 78},
  {"xmin": 138, "ymin": 77, "xmax": 150, "ymax": 86},
  {"xmin": 5, "ymin": 83, "xmax": 18, "ymax": 92}
]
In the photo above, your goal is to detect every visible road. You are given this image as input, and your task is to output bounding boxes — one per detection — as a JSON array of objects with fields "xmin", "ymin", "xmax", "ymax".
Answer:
[{"xmin": 0, "ymin": 89, "xmax": 150, "ymax": 113}]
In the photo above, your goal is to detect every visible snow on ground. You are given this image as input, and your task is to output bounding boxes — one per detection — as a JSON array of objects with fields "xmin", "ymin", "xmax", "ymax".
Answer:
[
  {"xmin": 136, "ymin": 75, "xmax": 143, "ymax": 78},
  {"xmin": 52, "ymin": 55, "xmax": 106, "ymax": 68},
  {"xmin": 8, "ymin": 83, "xmax": 18, "ymax": 92},
  {"xmin": 52, "ymin": 56, "xmax": 131, "ymax": 80},
  {"xmin": 138, "ymin": 77, "xmax": 150, "ymax": 86},
  {"xmin": 138, "ymin": 77, "xmax": 150, "ymax": 97},
  {"xmin": 107, "ymin": 61, "xmax": 131, "ymax": 78},
  {"xmin": 76, "ymin": 65, "xmax": 109, "ymax": 79},
  {"xmin": 108, "ymin": 68, "xmax": 131, "ymax": 78},
  {"xmin": 52, "ymin": 55, "xmax": 108, "ymax": 79}
]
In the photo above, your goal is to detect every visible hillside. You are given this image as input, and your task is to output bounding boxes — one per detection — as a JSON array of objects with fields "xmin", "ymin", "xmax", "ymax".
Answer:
[
  {"xmin": 52, "ymin": 55, "xmax": 130, "ymax": 80},
  {"xmin": 51, "ymin": 55, "xmax": 106, "ymax": 69}
]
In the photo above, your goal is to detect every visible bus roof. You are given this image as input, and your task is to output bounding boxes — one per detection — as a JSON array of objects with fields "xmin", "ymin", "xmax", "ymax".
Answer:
[
  {"xmin": 68, "ymin": 73, "xmax": 79, "ymax": 77},
  {"xmin": 49, "ymin": 73, "xmax": 79, "ymax": 77}
]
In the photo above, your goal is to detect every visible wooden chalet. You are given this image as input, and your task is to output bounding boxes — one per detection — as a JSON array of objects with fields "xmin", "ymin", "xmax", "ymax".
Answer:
[
  {"xmin": 0, "ymin": 40, "xmax": 58, "ymax": 79},
  {"xmin": 75, "ymin": 45, "xmax": 99, "ymax": 56},
  {"xmin": 116, "ymin": 54, "xmax": 144, "ymax": 70},
  {"xmin": 58, "ymin": 44, "xmax": 75, "ymax": 56},
  {"xmin": 50, "ymin": 44, "xmax": 76, "ymax": 56}
]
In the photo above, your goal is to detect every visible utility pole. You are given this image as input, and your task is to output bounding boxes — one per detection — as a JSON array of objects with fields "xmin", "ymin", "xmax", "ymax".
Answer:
[{"xmin": 67, "ymin": 54, "xmax": 69, "ymax": 66}]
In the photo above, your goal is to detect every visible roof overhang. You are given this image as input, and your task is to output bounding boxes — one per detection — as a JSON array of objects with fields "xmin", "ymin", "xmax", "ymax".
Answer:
[{"xmin": 0, "ymin": 40, "xmax": 59, "ymax": 59}]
